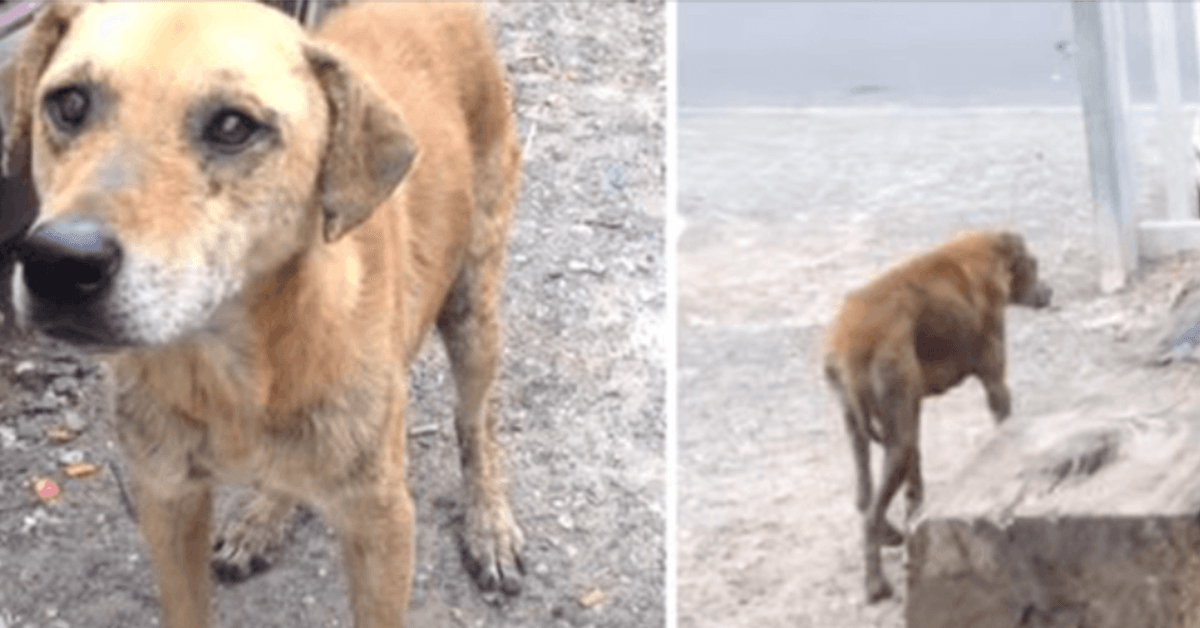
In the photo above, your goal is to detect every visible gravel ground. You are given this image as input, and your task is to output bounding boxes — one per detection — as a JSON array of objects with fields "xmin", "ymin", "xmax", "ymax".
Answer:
[
  {"xmin": 0, "ymin": 3, "xmax": 666, "ymax": 627},
  {"xmin": 677, "ymin": 106, "xmax": 1200, "ymax": 628}
]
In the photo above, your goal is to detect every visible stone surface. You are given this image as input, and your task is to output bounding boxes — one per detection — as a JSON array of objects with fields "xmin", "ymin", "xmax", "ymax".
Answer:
[{"xmin": 908, "ymin": 403, "xmax": 1200, "ymax": 628}]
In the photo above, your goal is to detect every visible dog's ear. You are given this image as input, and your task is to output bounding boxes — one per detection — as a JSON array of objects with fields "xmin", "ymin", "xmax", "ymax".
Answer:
[
  {"xmin": 303, "ymin": 43, "xmax": 417, "ymax": 243},
  {"xmin": 0, "ymin": 2, "xmax": 81, "ymax": 178},
  {"xmin": 993, "ymin": 231, "xmax": 1028, "ymax": 261}
]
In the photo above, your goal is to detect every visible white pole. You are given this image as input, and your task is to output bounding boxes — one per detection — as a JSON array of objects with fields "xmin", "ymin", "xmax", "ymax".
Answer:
[
  {"xmin": 1073, "ymin": 0, "xmax": 1138, "ymax": 292},
  {"xmin": 1150, "ymin": 2, "xmax": 1197, "ymax": 221}
]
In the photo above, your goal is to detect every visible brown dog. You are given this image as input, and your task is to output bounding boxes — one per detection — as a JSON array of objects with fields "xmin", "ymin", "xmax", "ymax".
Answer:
[
  {"xmin": 822, "ymin": 230, "xmax": 1051, "ymax": 603},
  {"xmin": 3, "ymin": 2, "xmax": 523, "ymax": 626}
]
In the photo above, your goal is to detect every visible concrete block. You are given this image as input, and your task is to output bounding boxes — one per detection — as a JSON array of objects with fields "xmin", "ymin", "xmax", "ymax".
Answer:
[{"xmin": 908, "ymin": 404, "xmax": 1200, "ymax": 628}]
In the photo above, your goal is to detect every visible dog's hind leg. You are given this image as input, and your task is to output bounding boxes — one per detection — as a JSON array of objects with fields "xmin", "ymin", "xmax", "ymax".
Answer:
[
  {"xmin": 842, "ymin": 407, "xmax": 872, "ymax": 513},
  {"xmin": 211, "ymin": 488, "xmax": 301, "ymax": 583},
  {"xmin": 437, "ymin": 232, "xmax": 524, "ymax": 596}
]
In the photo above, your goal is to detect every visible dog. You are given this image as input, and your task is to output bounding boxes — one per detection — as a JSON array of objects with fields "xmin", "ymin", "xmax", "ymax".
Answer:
[
  {"xmin": 822, "ymin": 230, "xmax": 1051, "ymax": 603},
  {"xmin": 2, "ymin": 2, "xmax": 524, "ymax": 626}
]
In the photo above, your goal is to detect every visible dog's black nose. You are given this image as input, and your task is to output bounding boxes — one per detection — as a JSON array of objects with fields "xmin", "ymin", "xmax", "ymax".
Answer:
[{"xmin": 19, "ymin": 215, "xmax": 122, "ymax": 305}]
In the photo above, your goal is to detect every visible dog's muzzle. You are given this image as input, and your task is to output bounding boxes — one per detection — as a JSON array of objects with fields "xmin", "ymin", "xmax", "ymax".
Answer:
[{"xmin": 15, "ymin": 215, "xmax": 123, "ymax": 344}]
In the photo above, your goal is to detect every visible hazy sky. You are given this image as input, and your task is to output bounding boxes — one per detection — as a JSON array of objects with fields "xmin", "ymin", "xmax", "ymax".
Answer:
[{"xmin": 679, "ymin": 2, "xmax": 1200, "ymax": 108}]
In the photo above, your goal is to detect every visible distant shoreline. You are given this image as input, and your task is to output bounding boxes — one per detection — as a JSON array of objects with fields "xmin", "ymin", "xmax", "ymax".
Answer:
[{"xmin": 679, "ymin": 104, "xmax": 1200, "ymax": 117}]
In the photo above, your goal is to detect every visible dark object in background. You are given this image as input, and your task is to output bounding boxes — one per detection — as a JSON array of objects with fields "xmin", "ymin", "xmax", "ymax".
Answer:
[
  {"xmin": 0, "ymin": 125, "xmax": 37, "ymax": 335},
  {"xmin": 0, "ymin": 20, "xmax": 38, "ymax": 337}
]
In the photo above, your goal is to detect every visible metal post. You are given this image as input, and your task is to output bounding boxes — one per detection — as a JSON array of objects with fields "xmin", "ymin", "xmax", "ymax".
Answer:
[{"xmin": 1073, "ymin": 0, "xmax": 1138, "ymax": 292}]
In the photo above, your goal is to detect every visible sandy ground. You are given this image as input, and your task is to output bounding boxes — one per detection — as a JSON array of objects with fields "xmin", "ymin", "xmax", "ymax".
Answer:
[
  {"xmin": 677, "ymin": 107, "xmax": 1200, "ymax": 627},
  {"xmin": 0, "ymin": 3, "xmax": 666, "ymax": 628}
]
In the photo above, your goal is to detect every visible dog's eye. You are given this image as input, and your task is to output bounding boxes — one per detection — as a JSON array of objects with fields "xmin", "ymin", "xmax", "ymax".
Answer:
[
  {"xmin": 203, "ymin": 110, "xmax": 260, "ymax": 150},
  {"xmin": 45, "ymin": 87, "xmax": 90, "ymax": 131}
]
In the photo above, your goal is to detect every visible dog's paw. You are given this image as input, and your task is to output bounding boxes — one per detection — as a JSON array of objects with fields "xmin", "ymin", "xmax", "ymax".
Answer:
[
  {"xmin": 460, "ymin": 503, "xmax": 525, "ymax": 596},
  {"xmin": 211, "ymin": 494, "xmax": 299, "ymax": 584},
  {"xmin": 211, "ymin": 537, "xmax": 273, "ymax": 583},
  {"xmin": 865, "ymin": 574, "xmax": 894, "ymax": 604},
  {"xmin": 871, "ymin": 520, "xmax": 905, "ymax": 547},
  {"xmin": 988, "ymin": 387, "xmax": 1012, "ymax": 422}
]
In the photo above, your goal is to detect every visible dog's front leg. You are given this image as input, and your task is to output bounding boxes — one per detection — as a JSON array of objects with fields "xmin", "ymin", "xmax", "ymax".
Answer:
[
  {"xmin": 134, "ymin": 477, "xmax": 214, "ymax": 628},
  {"xmin": 438, "ymin": 266, "xmax": 525, "ymax": 595},
  {"xmin": 977, "ymin": 328, "xmax": 1011, "ymax": 421},
  {"xmin": 329, "ymin": 471, "xmax": 415, "ymax": 628}
]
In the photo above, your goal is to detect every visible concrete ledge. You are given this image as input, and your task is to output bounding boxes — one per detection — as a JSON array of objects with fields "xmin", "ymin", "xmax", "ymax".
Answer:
[
  {"xmin": 907, "ymin": 404, "xmax": 1200, "ymax": 628},
  {"xmin": 1139, "ymin": 220, "xmax": 1200, "ymax": 259}
]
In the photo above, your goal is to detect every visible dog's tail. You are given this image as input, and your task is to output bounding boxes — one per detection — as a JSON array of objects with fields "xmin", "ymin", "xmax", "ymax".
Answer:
[{"xmin": 824, "ymin": 356, "xmax": 884, "ymax": 443}]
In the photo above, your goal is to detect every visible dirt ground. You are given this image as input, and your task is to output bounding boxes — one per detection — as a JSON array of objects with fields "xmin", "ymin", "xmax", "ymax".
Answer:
[
  {"xmin": 677, "ymin": 107, "xmax": 1200, "ymax": 628},
  {"xmin": 0, "ymin": 3, "xmax": 665, "ymax": 628}
]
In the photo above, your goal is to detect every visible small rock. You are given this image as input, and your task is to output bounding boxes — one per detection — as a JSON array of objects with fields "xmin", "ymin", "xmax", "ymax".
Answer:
[
  {"xmin": 605, "ymin": 164, "xmax": 627, "ymax": 192},
  {"xmin": 16, "ymin": 419, "xmax": 40, "ymax": 441},
  {"xmin": 558, "ymin": 513, "xmax": 574, "ymax": 530},
  {"xmin": 45, "ymin": 608, "xmax": 56, "ymax": 618},
  {"xmin": 578, "ymin": 588, "xmax": 606, "ymax": 608},
  {"xmin": 14, "ymin": 361, "xmax": 35, "ymax": 376},
  {"xmin": 58, "ymin": 450, "xmax": 84, "ymax": 465},
  {"xmin": 46, "ymin": 427, "xmax": 77, "ymax": 445},
  {"xmin": 51, "ymin": 377, "xmax": 77, "ymax": 397},
  {"xmin": 63, "ymin": 462, "xmax": 101, "ymax": 479},
  {"xmin": 0, "ymin": 426, "xmax": 16, "ymax": 449},
  {"xmin": 535, "ymin": 562, "xmax": 550, "ymax": 575},
  {"xmin": 63, "ymin": 411, "xmax": 86, "ymax": 433}
]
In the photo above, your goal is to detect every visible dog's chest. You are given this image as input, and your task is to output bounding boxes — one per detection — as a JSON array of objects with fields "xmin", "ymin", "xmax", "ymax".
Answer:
[{"xmin": 115, "ymin": 374, "xmax": 393, "ymax": 497}]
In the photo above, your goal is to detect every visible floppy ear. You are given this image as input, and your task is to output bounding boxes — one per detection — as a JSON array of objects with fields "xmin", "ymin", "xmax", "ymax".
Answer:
[
  {"xmin": 0, "ymin": 2, "xmax": 81, "ymax": 178},
  {"xmin": 303, "ymin": 43, "xmax": 417, "ymax": 243},
  {"xmin": 993, "ymin": 231, "xmax": 1028, "ymax": 261}
]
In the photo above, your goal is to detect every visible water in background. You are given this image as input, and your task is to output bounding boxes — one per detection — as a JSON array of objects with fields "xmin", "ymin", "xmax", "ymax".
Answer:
[{"xmin": 680, "ymin": 2, "xmax": 1200, "ymax": 109}]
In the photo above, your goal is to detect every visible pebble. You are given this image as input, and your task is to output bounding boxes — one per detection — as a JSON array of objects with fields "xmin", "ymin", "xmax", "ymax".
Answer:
[
  {"xmin": 58, "ymin": 450, "xmax": 84, "ymax": 466},
  {"xmin": 61, "ymin": 410, "xmax": 85, "ymax": 432},
  {"xmin": 13, "ymin": 361, "xmax": 35, "ymax": 376},
  {"xmin": 0, "ymin": 426, "xmax": 15, "ymax": 449},
  {"xmin": 558, "ymin": 513, "xmax": 574, "ymax": 530}
]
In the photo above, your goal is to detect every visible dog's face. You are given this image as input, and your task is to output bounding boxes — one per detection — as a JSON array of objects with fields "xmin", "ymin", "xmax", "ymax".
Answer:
[
  {"xmin": 1, "ymin": 2, "xmax": 415, "ymax": 347},
  {"xmin": 999, "ymin": 232, "xmax": 1052, "ymax": 309}
]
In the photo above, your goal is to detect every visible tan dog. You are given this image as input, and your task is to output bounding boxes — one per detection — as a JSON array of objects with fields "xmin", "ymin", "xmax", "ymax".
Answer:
[
  {"xmin": 822, "ymin": 230, "xmax": 1051, "ymax": 603},
  {"xmin": 2, "ymin": 2, "xmax": 523, "ymax": 626}
]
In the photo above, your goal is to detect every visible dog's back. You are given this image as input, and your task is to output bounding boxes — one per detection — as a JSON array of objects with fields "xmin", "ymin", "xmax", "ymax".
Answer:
[
  {"xmin": 317, "ymin": 3, "xmax": 521, "ymax": 356},
  {"xmin": 823, "ymin": 231, "xmax": 1024, "ymax": 440}
]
